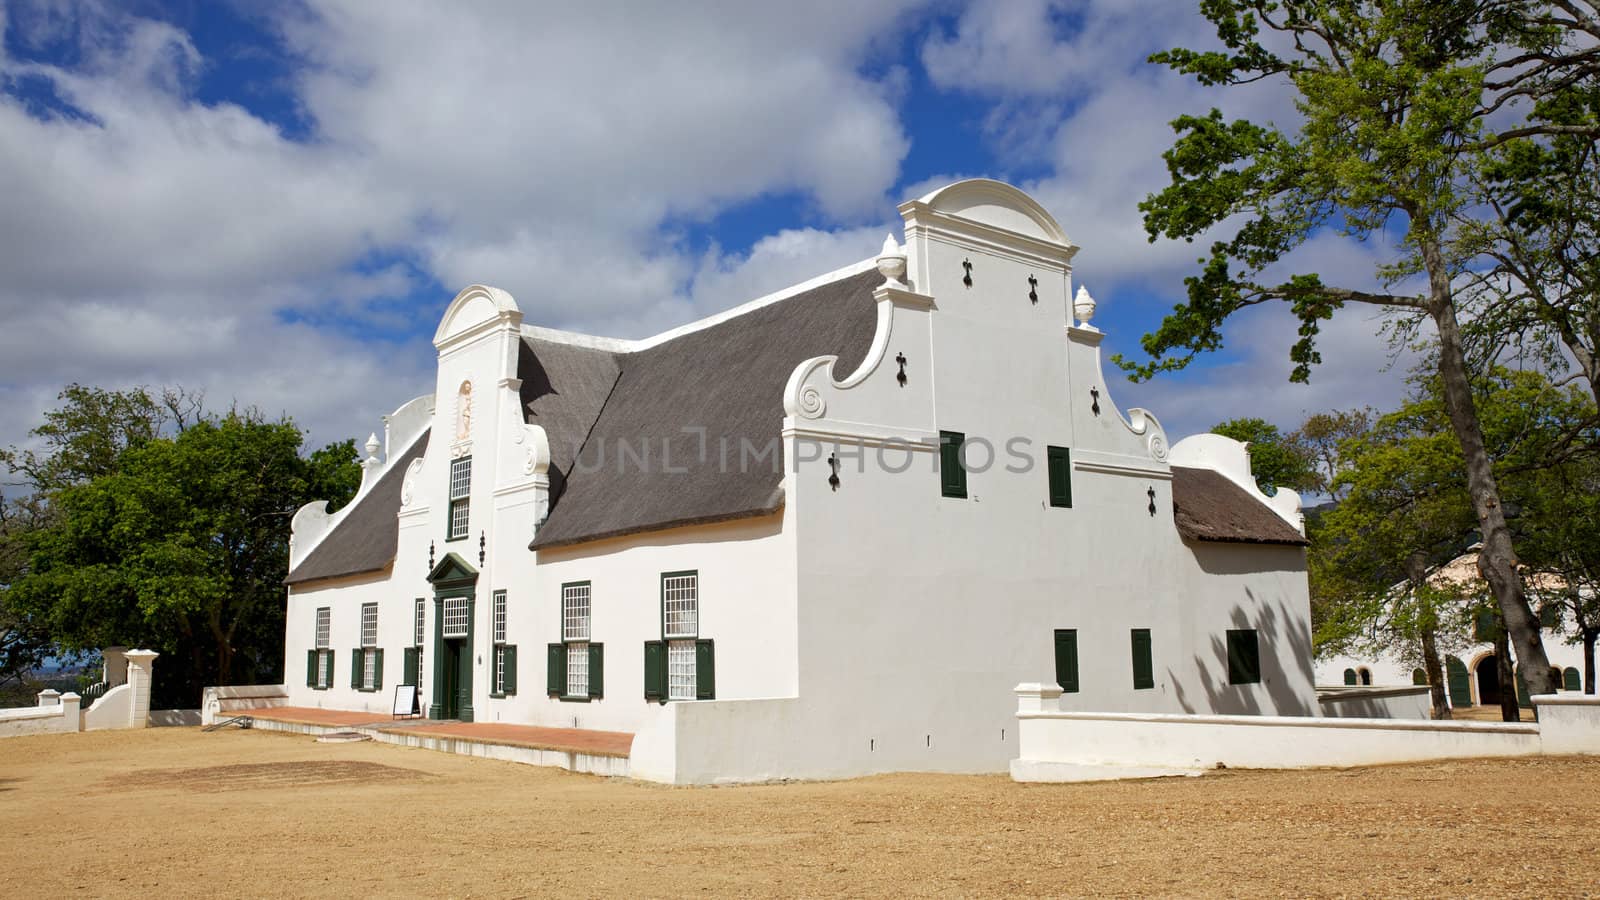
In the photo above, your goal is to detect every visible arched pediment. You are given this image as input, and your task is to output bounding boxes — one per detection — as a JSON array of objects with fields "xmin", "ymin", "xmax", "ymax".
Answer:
[
  {"xmin": 433, "ymin": 284, "xmax": 520, "ymax": 348},
  {"xmin": 913, "ymin": 179, "xmax": 1071, "ymax": 246}
]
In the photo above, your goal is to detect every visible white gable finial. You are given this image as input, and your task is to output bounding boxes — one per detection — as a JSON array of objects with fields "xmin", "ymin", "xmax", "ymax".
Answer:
[
  {"xmin": 876, "ymin": 233, "xmax": 907, "ymax": 287},
  {"xmin": 364, "ymin": 433, "xmax": 381, "ymax": 459},
  {"xmin": 1073, "ymin": 285, "xmax": 1098, "ymax": 331}
]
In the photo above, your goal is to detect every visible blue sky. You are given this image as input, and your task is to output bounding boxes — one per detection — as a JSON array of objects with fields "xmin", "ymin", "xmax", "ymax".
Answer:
[{"xmin": 0, "ymin": 0, "xmax": 1415, "ymax": 457}]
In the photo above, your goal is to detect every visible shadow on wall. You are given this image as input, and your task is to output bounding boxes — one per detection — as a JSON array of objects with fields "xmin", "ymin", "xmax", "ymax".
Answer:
[{"xmin": 1169, "ymin": 544, "xmax": 1317, "ymax": 717}]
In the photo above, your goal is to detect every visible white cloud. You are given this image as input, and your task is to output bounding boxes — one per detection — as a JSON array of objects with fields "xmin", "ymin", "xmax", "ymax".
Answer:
[{"xmin": 0, "ymin": 0, "xmax": 925, "ymax": 455}]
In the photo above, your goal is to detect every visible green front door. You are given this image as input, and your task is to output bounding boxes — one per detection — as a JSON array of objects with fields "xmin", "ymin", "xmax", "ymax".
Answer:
[{"xmin": 440, "ymin": 640, "xmax": 462, "ymax": 719}]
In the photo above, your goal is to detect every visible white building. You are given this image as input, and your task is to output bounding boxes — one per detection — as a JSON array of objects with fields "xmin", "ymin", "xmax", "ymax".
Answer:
[
  {"xmin": 282, "ymin": 180, "xmax": 1316, "ymax": 783},
  {"xmin": 1315, "ymin": 551, "xmax": 1592, "ymax": 709}
]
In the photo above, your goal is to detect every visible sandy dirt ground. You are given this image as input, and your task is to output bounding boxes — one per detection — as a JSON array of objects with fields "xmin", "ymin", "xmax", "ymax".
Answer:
[{"xmin": 2, "ymin": 727, "xmax": 1597, "ymax": 898}]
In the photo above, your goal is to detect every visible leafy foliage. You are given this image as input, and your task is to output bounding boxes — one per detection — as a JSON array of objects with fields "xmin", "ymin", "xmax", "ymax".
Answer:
[
  {"xmin": 1, "ymin": 389, "xmax": 359, "ymax": 708},
  {"xmin": 1128, "ymin": 0, "xmax": 1599, "ymax": 696}
]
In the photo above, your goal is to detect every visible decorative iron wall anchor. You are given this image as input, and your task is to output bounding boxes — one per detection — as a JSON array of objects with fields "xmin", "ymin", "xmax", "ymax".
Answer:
[
  {"xmin": 1090, "ymin": 387, "xmax": 1101, "ymax": 416},
  {"xmin": 828, "ymin": 454, "xmax": 841, "ymax": 491},
  {"xmin": 962, "ymin": 258, "xmax": 973, "ymax": 288},
  {"xmin": 479, "ymin": 531, "xmax": 486, "ymax": 565},
  {"xmin": 1028, "ymin": 274, "xmax": 1038, "ymax": 304},
  {"xmin": 895, "ymin": 352, "xmax": 908, "ymax": 387},
  {"xmin": 1148, "ymin": 486, "xmax": 1158, "ymax": 516}
]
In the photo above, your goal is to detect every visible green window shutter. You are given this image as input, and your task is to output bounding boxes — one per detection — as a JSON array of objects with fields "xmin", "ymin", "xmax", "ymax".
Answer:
[
  {"xmin": 1412, "ymin": 668, "xmax": 1427, "ymax": 686},
  {"xmin": 589, "ymin": 643, "xmax": 604, "ymax": 699},
  {"xmin": 1538, "ymin": 604, "xmax": 1560, "ymax": 629},
  {"xmin": 1565, "ymin": 667, "xmax": 1582, "ymax": 691},
  {"xmin": 1047, "ymin": 446, "xmax": 1072, "ymax": 508},
  {"xmin": 374, "ymin": 648, "xmax": 384, "ymax": 691},
  {"xmin": 504, "ymin": 645, "xmax": 517, "ymax": 695},
  {"xmin": 1446, "ymin": 656, "xmax": 1472, "ymax": 707},
  {"xmin": 1343, "ymin": 668, "xmax": 1357, "ymax": 686},
  {"xmin": 306, "ymin": 649, "xmax": 316, "ymax": 687},
  {"xmin": 351, "ymin": 649, "xmax": 362, "ymax": 689},
  {"xmin": 403, "ymin": 647, "xmax": 419, "ymax": 686},
  {"xmin": 1053, "ymin": 629, "xmax": 1079, "ymax": 693},
  {"xmin": 327, "ymin": 649, "xmax": 335, "ymax": 689},
  {"xmin": 644, "ymin": 641, "xmax": 666, "ymax": 702},
  {"xmin": 1227, "ymin": 629, "xmax": 1260, "ymax": 685},
  {"xmin": 695, "ymin": 639, "xmax": 716, "ymax": 700},
  {"xmin": 1514, "ymin": 667, "xmax": 1531, "ymax": 708},
  {"xmin": 939, "ymin": 430, "xmax": 967, "ymax": 498},
  {"xmin": 547, "ymin": 643, "xmax": 565, "ymax": 697},
  {"xmin": 1131, "ymin": 629, "xmax": 1154, "ymax": 690}
]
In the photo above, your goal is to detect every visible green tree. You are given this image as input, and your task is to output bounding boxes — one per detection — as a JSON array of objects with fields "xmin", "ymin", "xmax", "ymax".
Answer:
[
  {"xmin": 1127, "ymin": 1, "xmax": 1599, "ymax": 695},
  {"xmin": 1314, "ymin": 367, "xmax": 1596, "ymax": 717},
  {"xmin": 1210, "ymin": 417, "xmax": 1317, "ymax": 494},
  {"xmin": 5, "ymin": 401, "xmax": 359, "ymax": 708},
  {"xmin": 1290, "ymin": 408, "xmax": 1374, "ymax": 499}
]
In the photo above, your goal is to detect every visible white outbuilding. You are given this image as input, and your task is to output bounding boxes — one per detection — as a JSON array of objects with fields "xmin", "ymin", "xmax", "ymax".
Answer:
[{"xmin": 280, "ymin": 179, "xmax": 1315, "ymax": 783}]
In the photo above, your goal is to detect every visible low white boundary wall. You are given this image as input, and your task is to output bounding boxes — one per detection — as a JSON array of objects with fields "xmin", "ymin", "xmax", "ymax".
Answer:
[
  {"xmin": 1011, "ymin": 683, "xmax": 1598, "ymax": 782},
  {"xmin": 0, "ymin": 691, "xmax": 81, "ymax": 738}
]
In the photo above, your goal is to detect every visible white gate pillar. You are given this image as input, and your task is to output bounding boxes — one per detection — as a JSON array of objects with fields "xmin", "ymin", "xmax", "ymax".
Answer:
[{"xmin": 123, "ymin": 649, "xmax": 159, "ymax": 728}]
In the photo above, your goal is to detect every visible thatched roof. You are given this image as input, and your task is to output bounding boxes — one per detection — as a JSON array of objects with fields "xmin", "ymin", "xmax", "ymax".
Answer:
[
  {"xmin": 530, "ymin": 268, "xmax": 880, "ymax": 549},
  {"xmin": 285, "ymin": 432, "xmax": 430, "ymax": 585},
  {"xmin": 1171, "ymin": 466, "xmax": 1308, "ymax": 546}
]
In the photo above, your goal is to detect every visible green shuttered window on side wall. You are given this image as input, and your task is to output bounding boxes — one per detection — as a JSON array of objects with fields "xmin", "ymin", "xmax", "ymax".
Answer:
[
  {"xmin": 1046, "ymin": 446, "xmax": 1072, "ymax": 508},
  {"xmin": 642, "ymin": 638, "xmax": 711, "ymax": 701},
  {"xmin": 939, "ymin": 430, "xmax": 967, "ymax": 498},
  {"xmin": 1227, "ymin": 629, "xmax": 1261, "ymax": 685},
  {"xmin": 403, "ymin": 647, "xmax": 420, "ymax": 687},
  {"xmin": 547, "ymin": 643, "xmax": 564, "ymax": 698},
  {"xmin": 1131, "ymin": 629, "xmax": 1154, "ymax": 690},
  {"xmin": 1053, "ymin": 629, "xmax": 1079, "ymax": 693},
  {"xmin": 643, "ymin": 640, "xmax": 666, "ymax": 702}
]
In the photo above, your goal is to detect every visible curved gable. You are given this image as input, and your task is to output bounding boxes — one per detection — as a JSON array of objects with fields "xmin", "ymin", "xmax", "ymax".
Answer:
[{"xmin": 913, "ymin": 179, "xmax": 1071, "ymax": 246}]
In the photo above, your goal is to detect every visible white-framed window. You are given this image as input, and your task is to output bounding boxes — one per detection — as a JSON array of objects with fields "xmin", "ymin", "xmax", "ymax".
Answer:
[
  {"xmin": 662, "ymin": 572, "xmax": 697, "ymax": 700},
  {"xmin": 314, "ymin": 607, "xmax": 331, "ymax": 689},
  {"xmin": 662, "ymin": 573, "xmax": 697, "ymax": 639},
  {"xmin": 563, "ymin": 582, "xmax": 591, "ymax": 698},
  {"xmin": 414, "ymin": 598, "xmax": 425, "ymax": 647},
  {"xmin": 448, "ymin": 456, "xmax": 471, "ymax": 540},
  {"xmin": 667, "ymin": 640, "xmax": 696, "ymax": 701},
  {"xmin": 493, "ymin": 590, "xmax": 508, "ymax": 695},
  {"xmin": 442, "ymin": 595, "xmax": 469, "ymax": 638},
  {"xmin": 360, "ymin": 602, "xmax": 379, "ymax": 690}
]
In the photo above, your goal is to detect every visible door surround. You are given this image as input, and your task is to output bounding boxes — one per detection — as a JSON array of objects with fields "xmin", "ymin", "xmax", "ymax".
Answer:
[{"xmin": 427, "ymin": 552, "xmax": 478, "ymax": 721}]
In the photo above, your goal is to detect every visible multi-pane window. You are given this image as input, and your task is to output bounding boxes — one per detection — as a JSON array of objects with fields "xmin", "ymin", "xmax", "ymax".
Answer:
[
  {"xmin": 442, "ymin": 596, "xmax": 469, "ymax": 638},
  {"xmin": 662, "ymin": 574, "xmax": 697, "ymax": 639},
  {"xmin": 644, "ymin": 571, "xmax": 711, "ymax": 703},
  {"xmin": 404, "ymin": 598, "xmax": 426, "ymax": 687},
  {"xmin": 667, "ymin": 641, "xmax": 696, "ymax": 701},
  {"xmin": 663, "ymin": 573, "xmax": 698, "ymax": 700},
  {"xmin": 448, "ymin": 456, "xmax": 472, "ymax": 540},
  {"xmin": 312, "ymin": 607, "xmax": 331, "ymax": 690},
  {"xmin": 360, "ymin": 603, "xmax": 379, "ymax": 690},
  {"xmin": 564, "ymin": 583, "xmax": 591, "ymax": 698},
  {"xmin": 492, "ymin": 590, "xmax": 509, "ymax": 695}
]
